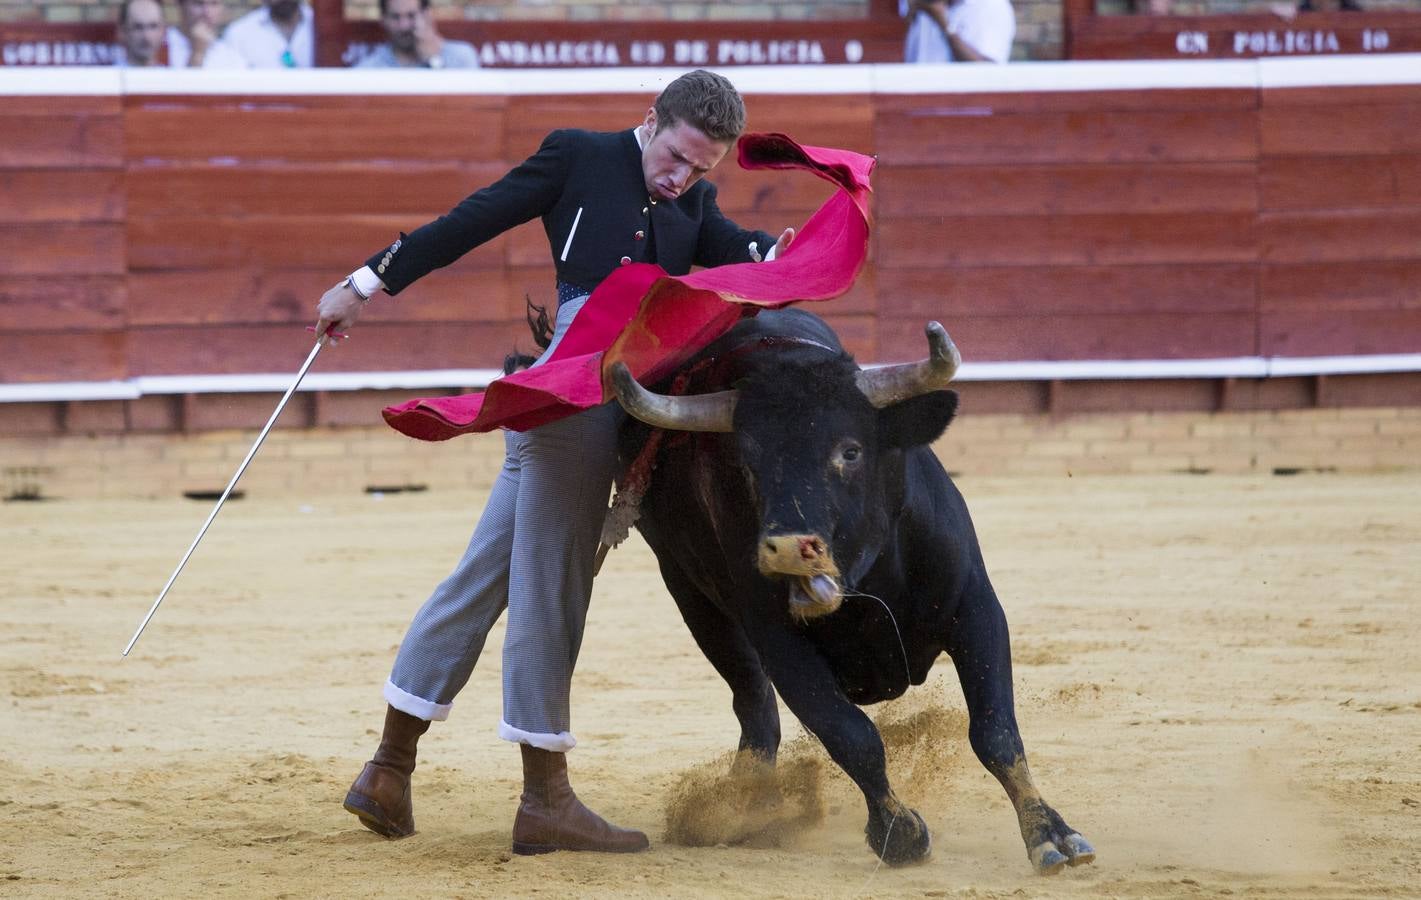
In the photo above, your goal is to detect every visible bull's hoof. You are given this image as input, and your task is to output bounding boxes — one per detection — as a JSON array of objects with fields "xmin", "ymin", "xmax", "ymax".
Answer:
[
  {"xmin": 1063, "ymin": 832, "xmax": 1096, "ymax": 866},
  {"xmin": 865, "ymin": 807, "xmax": 931, "ymax": 866},
  {"xmin": 1029, "ymin": 841, "xmax": 1068, "ymax": 875},
  {"xmin": 1029, "ymin": 832, "xmax": 1095, "ymax": 875}
]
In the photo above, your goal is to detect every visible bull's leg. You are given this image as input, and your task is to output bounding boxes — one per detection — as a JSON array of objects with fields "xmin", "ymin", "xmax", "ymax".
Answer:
[
  {"xmin": 946, "ymin": 581, "xmax": 1095, "ymax": 875},
  {"xmin": 658, "ymin": 560, "xmax": 780, "ymax": 762},
  {"xmin": 754, "ymin": 624, "xmax": 931, "ymax": 866}
]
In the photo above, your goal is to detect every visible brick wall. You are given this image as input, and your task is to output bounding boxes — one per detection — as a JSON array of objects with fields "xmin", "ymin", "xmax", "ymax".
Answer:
[
  {"xmin": 935, "ymin": 406, "xmax": 1421, "ymax": 476},
  {"xmin": 4, "ymin": 407, "xmax": 1416, "ymax": 501}
]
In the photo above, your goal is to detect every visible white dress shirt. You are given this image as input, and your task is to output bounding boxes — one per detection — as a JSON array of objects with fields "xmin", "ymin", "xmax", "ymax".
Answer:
[
  {"xmin": 900, "ymin": 0, "xmax": 1016, "ymax": 64},
  {"xmin": 216, "ymin": 2, "xmax": 316, "ymax": 69},
  {"xmin": 165, "ymin": 26, "xmax": 247, "ymax": 68}
]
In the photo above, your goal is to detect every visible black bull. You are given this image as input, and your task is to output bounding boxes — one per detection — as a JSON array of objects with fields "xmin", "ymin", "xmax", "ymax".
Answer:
[{"xmin": 609, "ymin": 308, "xmax": 1095, "ymax": 873}]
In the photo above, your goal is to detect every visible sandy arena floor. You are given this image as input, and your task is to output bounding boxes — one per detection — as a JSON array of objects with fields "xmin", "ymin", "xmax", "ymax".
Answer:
[{"xmin": 3, "ymin": 457, "xmax": 1419, "ymax": 898}]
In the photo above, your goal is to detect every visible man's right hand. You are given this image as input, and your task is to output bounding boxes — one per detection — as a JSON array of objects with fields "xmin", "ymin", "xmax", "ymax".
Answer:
[
  {"xmin": 190, "ymin": 21, "xmax": 217, "ymax": 52},
  {"xmin": 414, "ymin": 14, "xmax": 446, "ymax": 65},
  {"xmin": 314, "ymin": 280, "xmax": 364, "ymax": 345}
]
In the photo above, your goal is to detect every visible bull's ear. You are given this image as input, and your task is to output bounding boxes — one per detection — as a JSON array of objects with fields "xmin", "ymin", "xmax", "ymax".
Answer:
[{"xmin": 878, "ymin": 390, "xmax": 958, "ymax": 449}]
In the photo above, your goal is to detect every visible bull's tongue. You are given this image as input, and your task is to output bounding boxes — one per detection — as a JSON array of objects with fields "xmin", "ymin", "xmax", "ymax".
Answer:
[{"xmin": 789, "ymin": 574, "xmax": 840, "ymax": 612}]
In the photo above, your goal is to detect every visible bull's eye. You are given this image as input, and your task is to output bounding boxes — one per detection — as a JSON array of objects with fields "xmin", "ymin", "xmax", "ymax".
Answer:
[{"xmin": 840, "ymin": 443, "xmax": 862, "ymax": 463}]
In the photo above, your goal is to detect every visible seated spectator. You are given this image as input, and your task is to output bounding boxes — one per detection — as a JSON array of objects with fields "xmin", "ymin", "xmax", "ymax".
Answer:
[
  {"xmin": 117, "ymin": 0, "xmax": 168, "ymax": 67},
  {"xmin": 358, "ymin": 0, "xmax": 479, "ymax": 69},
  {"xmin": 1296, "ymin": 0, "xmax": 1363, "ymax": 11},
  {"xmin": 218, "ymin": 0, "xmax": 315, "ymax": 68},
  {"xmin": 1268, "ymin": 0, "xmax": 1362, "ymax": 20},
  {"xmin": 900, "ymin": 0, "xmax": 1016, "ymax": 64},
  {"xmin": 169, "ymin": 0, "xmax": 245, "ymax": 68}
]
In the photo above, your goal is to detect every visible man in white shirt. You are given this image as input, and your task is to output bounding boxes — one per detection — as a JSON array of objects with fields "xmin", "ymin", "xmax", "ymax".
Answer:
[
  {"xmin": 900, "ymin": 0, "xmax": 1016, "ymax": 63},
  {"xmin": 217, "ymin": 0, "xmax": 315, "ymax": 68},
  {"xmin": 167, "ymin": 0, "xmax": 245, "ymax": 68},
  {"xmin": 357, "ymin": 0, "xmax": 479, "ymax": 69}
]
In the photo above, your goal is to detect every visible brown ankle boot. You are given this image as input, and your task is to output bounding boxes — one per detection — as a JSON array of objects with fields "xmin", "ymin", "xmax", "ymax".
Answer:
[
  {"xmin": 343, "ymin": 705, "xmax": 431, "ymax": 839},
  {"xmin": 511, "ymin": 744, "xmax": 650, "ymax": 855}
]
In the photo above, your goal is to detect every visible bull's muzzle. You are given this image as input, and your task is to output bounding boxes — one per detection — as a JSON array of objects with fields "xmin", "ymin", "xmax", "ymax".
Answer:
[{"xmin": 759, "ymin": 533, "xmax": 843, "ymax": 620}]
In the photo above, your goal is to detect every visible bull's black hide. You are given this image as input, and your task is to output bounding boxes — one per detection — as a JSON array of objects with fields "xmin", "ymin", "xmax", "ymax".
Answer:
[{"xmin": 615, "ymin": 308, "xmax": 1095, "ymax": 874}]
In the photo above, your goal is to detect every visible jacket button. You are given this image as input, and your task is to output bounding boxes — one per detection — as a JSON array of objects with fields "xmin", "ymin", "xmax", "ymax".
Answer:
[
  {"xmin": 641, "ymin": 206, "xmax": 648, "ymax": 215},
  {"xmin": 620, "ymin": 256, "xmax": 631, "ymax": 266},
  {"xmin": 634, "ymin": 230, "xmax": 644, "ymax": 241}
]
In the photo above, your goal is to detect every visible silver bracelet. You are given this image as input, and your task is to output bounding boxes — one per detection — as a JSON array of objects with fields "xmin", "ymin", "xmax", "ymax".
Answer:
[{"xmin": 344, "ymin": 275, "xmax": 372, "ymax": 303}]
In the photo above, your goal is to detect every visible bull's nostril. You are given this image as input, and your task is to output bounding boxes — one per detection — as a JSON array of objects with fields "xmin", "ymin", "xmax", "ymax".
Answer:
[{"xmin": 764, "ymin": 539, "xmax": 777, "ymax": 553}]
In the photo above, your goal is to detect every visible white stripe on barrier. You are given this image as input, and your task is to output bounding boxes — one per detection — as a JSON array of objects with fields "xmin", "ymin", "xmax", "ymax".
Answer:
[
  {"xmin": 1266, "ymin": 353, "xmax": 1421, "ymax": 377},
  {"xmin": 946, "ymin": 357, "xmax": 1270, "ymax": 382},
  {"xmin": 868, "ymin": 59, "xmax": 1260, "ymax": 94},
  {"xmin": 128, "ymin": 368, "xmax": 506, "ymax": 396},
  {"xmin": 1259, "ymin": 54, "xmax": 1421, "ymax": 89},
  {"xmin": 4, "ymin": 355, "xmax": 1418, "ymax": 403},
  {"xmin": 2, "ymin": 55, "xmax": 1413, "ymax": 98},
  {"xmin": 0, "ymin": 66, "xmax": 121, "ymax": 95},
  {"xmin": 0, "ymin": 381, "xmax": 141, "ymax": 402}
]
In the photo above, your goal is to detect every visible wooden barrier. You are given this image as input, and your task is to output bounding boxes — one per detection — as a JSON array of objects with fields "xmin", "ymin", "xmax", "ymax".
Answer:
[{"xmin": 0, "ymin": 62, "xmax": 1419, "ymax": 436}]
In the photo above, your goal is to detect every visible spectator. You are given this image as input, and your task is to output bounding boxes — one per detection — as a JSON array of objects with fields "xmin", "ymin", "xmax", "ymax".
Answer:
[
  {"xmin": 169, "ymin": 0, "xmax": 245, "ymax": 68},
  {"xmin": 1296, "ymin": 0, "xmax": 1363, "ymax": 11},
  {"xmin": 117, "ymin": 0, "xmax": 168, "ymax": 67},
  {"xmin": 357, "ymin": 0, "xmax": 479, "ymax": 69},
  {"xmin": 900, "ymin": 0, "xmax": 1016, "ymax": 63},
  {"xmin": 218, "ymin": 0, "xmax": 315, "ymax": 68},
  {"xmin": 1267, "ymin": 0, "xmax": 1362, "ymax": 20}
]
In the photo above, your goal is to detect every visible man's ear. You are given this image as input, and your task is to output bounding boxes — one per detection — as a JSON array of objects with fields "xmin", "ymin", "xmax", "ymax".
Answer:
[
  {"xmin": 878, "ymin": 390, "xmax": 959, "ymax": 450},
  {"xmin": 643, "ymin": 107, "xmax": 658, "ymax": 132}
]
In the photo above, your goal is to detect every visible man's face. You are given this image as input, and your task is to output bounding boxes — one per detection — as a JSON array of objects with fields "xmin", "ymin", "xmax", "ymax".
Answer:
[
  {"xmin": 640, "ymin": 109, "xmax": 732, "ymax": 203},
  {"xmin": 179, "ymin": 0, "xmax": 225, "ymax": 31},
  {"xmin": 266, "ymin": 0, "xmax": 301, "ymax": 20},
  {"xmin": 381, "ymin": 0, "xmax": 427, "ymax": 54},
  {"xmin": 120, "ymin": 0, "xmax": 166, "ymax": 65}
]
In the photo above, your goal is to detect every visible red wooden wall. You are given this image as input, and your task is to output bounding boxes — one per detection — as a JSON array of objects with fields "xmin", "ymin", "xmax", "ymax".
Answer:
[
  {"xmin": 874, "ymin": 85, "xmax": 1261, "ymax": 363},
  {"xmin": 1, "ymin": 72, "xmax": 1419, "ymax": 394},
  {"xmin": 0, "ymin": 92, "xmax": 127, "ymax": 382},
  {"xmin": 1258, "ymin": 82, "xmax": 1421, "ymax": 357}
]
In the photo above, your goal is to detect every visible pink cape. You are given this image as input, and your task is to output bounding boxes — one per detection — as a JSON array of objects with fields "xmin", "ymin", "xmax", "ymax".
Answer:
[{"xmin": 381, "ymin": 133, "xmax": 875, "ymax": 440}]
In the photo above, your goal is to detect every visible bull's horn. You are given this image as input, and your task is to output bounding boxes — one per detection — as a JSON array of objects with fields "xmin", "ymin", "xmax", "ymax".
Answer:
[
  {"xmin": 854, "ymin": 321, "xmax": 961, "ymax": 408},
  {"xmin": 610, "ymin": 362, "xmax": 737, "ymax": 432}
]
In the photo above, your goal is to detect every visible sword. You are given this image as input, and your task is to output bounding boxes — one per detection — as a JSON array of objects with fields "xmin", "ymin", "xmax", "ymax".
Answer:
[{"xmin": 122, "ymin": 337, "xmax": 327, "ymax": 657}]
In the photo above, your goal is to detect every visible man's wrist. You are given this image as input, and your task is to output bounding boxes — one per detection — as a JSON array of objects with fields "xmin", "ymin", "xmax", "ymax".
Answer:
[
  {"xmin": 344, "ymin": 275, "xmax": 371, "ymax": 302},
  {"xmin": 347, "ymin": 266, "xmax": 385, "ymax": 302}
]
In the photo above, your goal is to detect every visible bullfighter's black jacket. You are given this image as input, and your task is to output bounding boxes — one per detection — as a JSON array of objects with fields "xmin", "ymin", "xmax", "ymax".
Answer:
[{"xmin": 366, "ymin": 128, "xmax": 777, "ymax": 297}]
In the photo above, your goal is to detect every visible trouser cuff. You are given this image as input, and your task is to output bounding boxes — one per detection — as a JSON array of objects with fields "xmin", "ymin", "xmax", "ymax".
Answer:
[
  {"xmin": 499, "ymin": 719, "xmax": 576, "ymax": 752},
  {"xmin": 383, "ymin": 679, "xmax": 451, "ymax": 722}
]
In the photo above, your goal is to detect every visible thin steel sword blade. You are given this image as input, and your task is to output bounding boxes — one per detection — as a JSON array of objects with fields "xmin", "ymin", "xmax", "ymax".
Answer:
[{"xmin": 122, "ymin": 339, "xmax": 325, "ymax": 657}]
